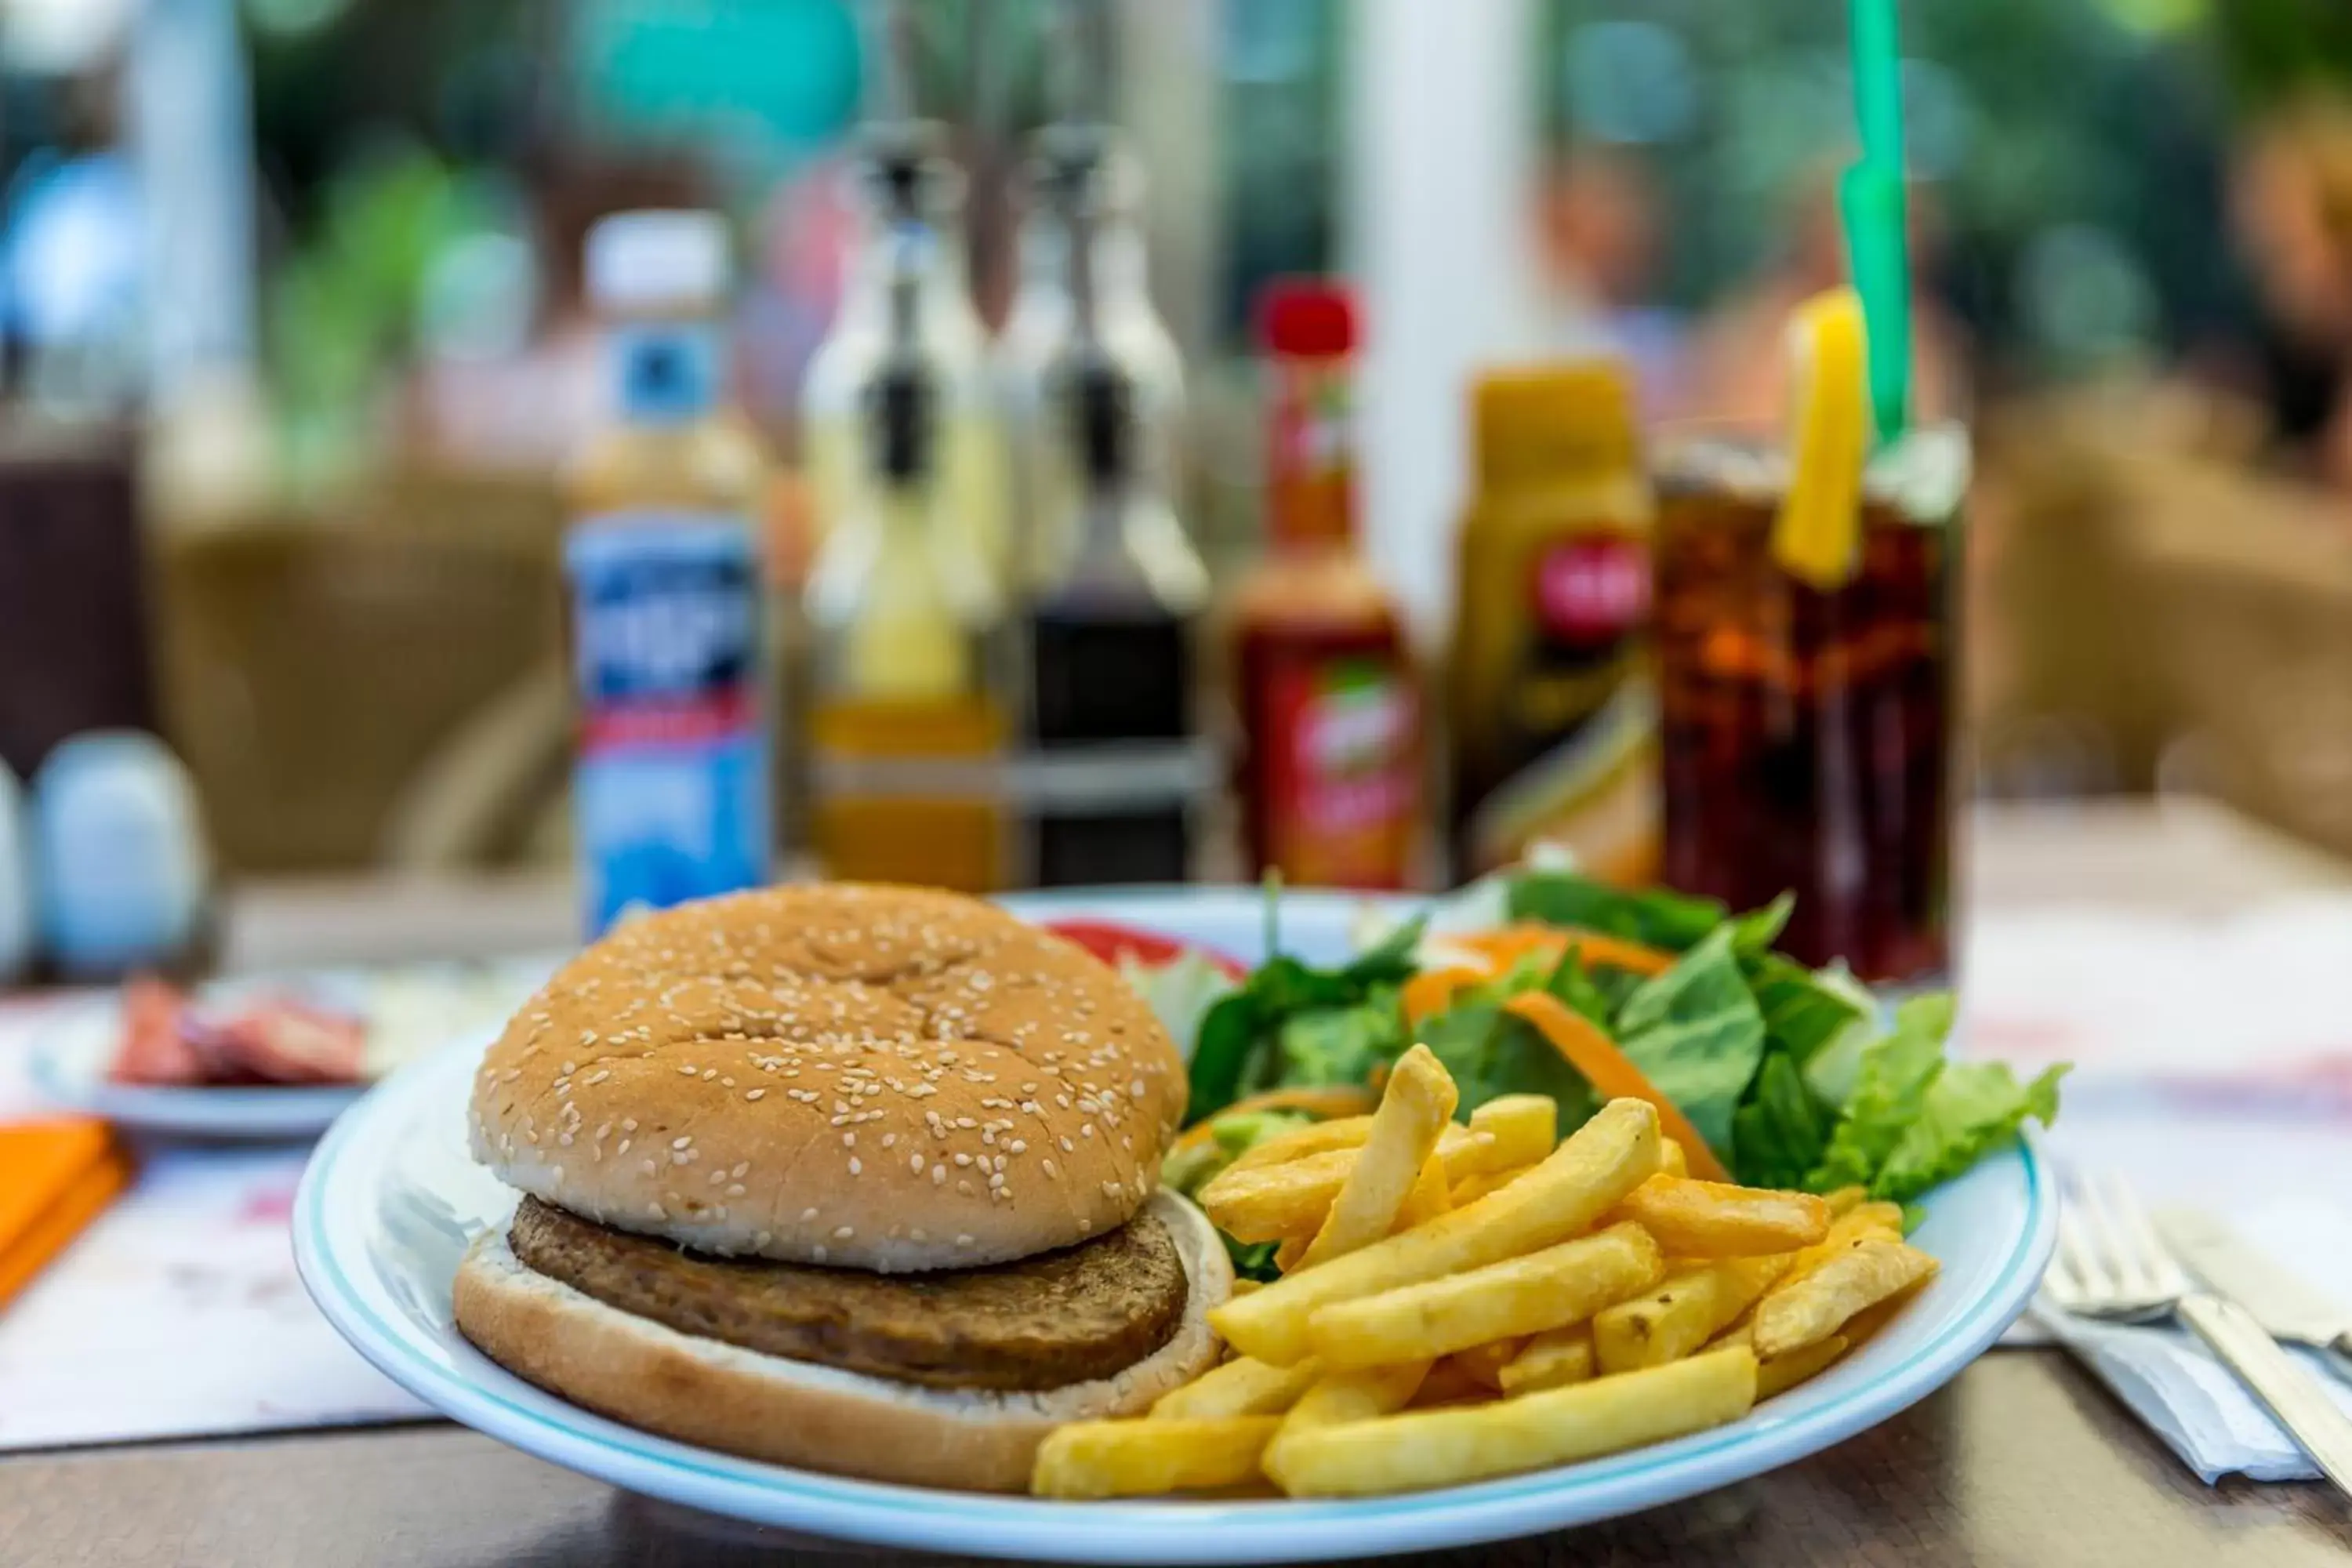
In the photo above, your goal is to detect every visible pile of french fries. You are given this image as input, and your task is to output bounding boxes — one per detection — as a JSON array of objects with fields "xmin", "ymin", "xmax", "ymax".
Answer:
[{"xmin": 1031, "ymin": 1044, "xmax": 1940, "ymax": 1500}]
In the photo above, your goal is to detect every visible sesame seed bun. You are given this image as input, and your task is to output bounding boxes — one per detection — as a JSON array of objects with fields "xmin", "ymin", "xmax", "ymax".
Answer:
[
  {"xmin": 466, "ymin": 884, "xmax": 1188, "ymax": 1272},
  {"xmin": 451, "ymin": 1188, "xmax": 1232, "ymax": 1492}
]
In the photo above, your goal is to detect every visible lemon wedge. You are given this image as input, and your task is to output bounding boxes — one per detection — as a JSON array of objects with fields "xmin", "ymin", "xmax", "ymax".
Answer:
[{"xmin": 1772, "ymin": 288, "xmax": 1871, "ymax": 591}]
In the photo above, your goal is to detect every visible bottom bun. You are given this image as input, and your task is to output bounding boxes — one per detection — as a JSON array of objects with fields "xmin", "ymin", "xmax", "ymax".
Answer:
[{"xmin": 452, "ymin": 1187, "xmax": 1234, "ymax": 1492}]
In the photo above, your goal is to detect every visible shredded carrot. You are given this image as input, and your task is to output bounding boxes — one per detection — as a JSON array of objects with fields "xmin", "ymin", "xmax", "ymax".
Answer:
[
  {"xmin": 1454, "ymin": 924, "xmax": 1676, "ymax": 978},
  {"xmin": 1171, "ymin": 1085, "xmax": 1380, "ymax": 1161},
  {"xmin": 1402, "ymin": 965, "xmax": 1489, "ymax": 1025},
  {"xmin": 1500, "ymin": 991, "xmax": 1731, "ymax": 1181}
]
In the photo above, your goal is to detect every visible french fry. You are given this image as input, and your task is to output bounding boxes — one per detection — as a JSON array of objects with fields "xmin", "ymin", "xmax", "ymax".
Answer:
[
  {"xmin": 1203, "ymin": 1114, "xmax": 1539, "ymax": 1244},
  {"xmin": 1592, "ymin": 1253, "xmax": 1795, "ymax": 1374},
  {"xmin": 1609, "ymin": 1175, "xmax": 1832, "ymax": 1257},
  {"xmin": 1774, "ymin": 1205, "xmax": 1907, "ymax": 1291},
  {"xmin": 1404, "ymin": 1358, "xmax": 1491, "ymax": 1409},
  {"xmin": 1296, "ymin": 1046, "xmax": 1458, "ymax": 1271},
  {"xmin": 1229, "ymin": 1277, "xmax": 1265, "ymax": 1298},
  {"xmin": 1151, "ymin": 1356, "xmax": 1323, "ymax": 1420},
  {"xmin": 1710, "ymin": 1321, "xmax": 1852, "ymax": 1398},
  {"xmin": 1466, "ymin": 1094, "xmax": 1558, "ymax": 1167},
  {"xmin": 1265, "ymin": 1361, "xmax": 1431, "ymax": 1478},
  {"xmin": 1659, "ymin": 1139, "xmax": 1689, "ymax": 1178},
  {"xmin": 1448, "ymin": 1163, "xmax": 1534, "ymax": 1207},
  {"xmin": 1210, "ymin": 1099, "xmax": 1662, "ymax": 1366},
  {"xmin": 1274, "ymin": 1234, "xmax": 1311, "ymax": 1274},
  {"xmin": 1031, "ymin": 1416, "xmax": 1282, "ymax": 1498},
  {"xmin": 1396, "ymin": 1152, "xmax": 1454, "ymax": 1232},
  {"xmin": 1308, "ymin": 1221, "xmax": 1664, "ymax": 1369},
  {"xmin": 1759, "ymin": 1333, "xmax": 1849, "ymax": 1398},
  {"xmin": 1445, "ymin": 1338, "xmax": 1526, "ymax": 1392},
  {"xmin": 1281, "ymin": 1361, "xmax": 1430, "ymax": 1432},
  {"xmin": 1751, "ymin": 1239, "xmax": 1939, "ymax": 1359},
  {"xmin": 1265, "ymin": 1347, "xmax": 1759, "ymax": 1497},
  {"xmin": 1200, "ymin": 1148, "xmax": 1359, "ymax": 1243},
  {"xmin": 1497, "ymin": 1326, "xmax": 1595, "ymax": 1396},
  {"xmin": 1820, "ymin": 1185, "xmax": 1867, "ymax": 1218},
  {"xmin": 1225, "ymin": 1114, "xmax": 1377, "ymax": 1175},
  {"xmin": 1847, "ymin": 1201, "xmax": 1904, "ymax": 1236},
  {"xmin": 1838, "ymin": 1282, "xmax": 1926, "ymax": 1348}
]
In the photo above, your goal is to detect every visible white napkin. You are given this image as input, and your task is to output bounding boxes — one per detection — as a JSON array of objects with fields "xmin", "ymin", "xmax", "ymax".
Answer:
[{"xmin": 2027, "ymin": 1300, "xmax": 2352, "ymax": 1483}]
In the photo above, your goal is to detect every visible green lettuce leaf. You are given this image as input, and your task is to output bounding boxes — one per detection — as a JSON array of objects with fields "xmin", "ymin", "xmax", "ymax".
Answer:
[
  {"xmin": 1802, "ymin": 995, "xmax": 1956, "ymax": 1192},
  {"xmin": 1505, "ymin": 873, "xmax": 1731, "ymax": 952},
  {"xmin": 1731, "ymin": 1048, "xmax": 1833, "ymax": 1190},
  {"xmin": 1544, "ymin": 949, "xmax": 1617, "ymax": 1029},
  {"xmin": 1613, "ymin": 927, "xmax": 1767, "ymax": 1161},
  {"xmin": 1264, "ymin": 996, "xmax": 1404, "ymax": 1092},
  {"xmin": 1870, "ymin": 1062, "xmax": 2067, "ymax": 1203},
  {"xmin": 1745, "ymin": 954, "xmax": 1870, "ymax": 1068},
  {"xmin": 1414, "ymin": 960, "xmax": 1600, "ymax": 1126},
  {"xmin": 1185, "ymin": 915, "xmax": 1425, "ymax": 1123},
  {"xmin": 1729, "ymin": 893, "xmax": 1796, "ymax": 954}
]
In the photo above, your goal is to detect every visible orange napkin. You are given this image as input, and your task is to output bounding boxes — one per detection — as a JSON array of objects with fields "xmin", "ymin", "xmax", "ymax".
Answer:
[{"xmin": 0, "ymin": 1118, "xmax": 132, "ymax": 1312}]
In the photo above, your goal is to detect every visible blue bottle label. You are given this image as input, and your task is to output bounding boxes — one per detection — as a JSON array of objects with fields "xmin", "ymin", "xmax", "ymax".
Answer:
[
  {"xmin": 567, "ymin": 512, "xmax": 769, "ymax": 935},
  {"xmin": 609, "ymin": 323, "xmax": 720, "ymax": 424}
]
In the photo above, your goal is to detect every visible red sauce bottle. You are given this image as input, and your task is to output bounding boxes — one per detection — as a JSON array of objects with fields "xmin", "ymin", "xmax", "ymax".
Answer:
[{"xmin": 1232, "ymin": 281, "xmax": 1421, "ymax": 890}]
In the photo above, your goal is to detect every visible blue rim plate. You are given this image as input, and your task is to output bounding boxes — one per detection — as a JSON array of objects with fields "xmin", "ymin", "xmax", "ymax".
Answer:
[
  {"xmin": 293, "ymin": 889, "xmax": 2054, "ymax": 1565},
  {"xmin": 31, "ymin": 990, "xmax": 365, "ymax": 1139}
]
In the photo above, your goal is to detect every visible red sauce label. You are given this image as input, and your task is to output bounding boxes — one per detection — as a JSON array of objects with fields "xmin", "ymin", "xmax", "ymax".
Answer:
[
  {"xmin": 1533, "ymin": 536, "xmax": 1650, "ymax": 648},
  {"xmin": 1263, "ymin": 654, "xmax": 1417, "ymax": 889}
]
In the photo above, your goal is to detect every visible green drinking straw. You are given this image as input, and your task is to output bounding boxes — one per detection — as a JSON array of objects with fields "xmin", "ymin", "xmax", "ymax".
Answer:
[{"xmin": 1842, "ymin": 0, "xmax": 1912, "ymax": 443}]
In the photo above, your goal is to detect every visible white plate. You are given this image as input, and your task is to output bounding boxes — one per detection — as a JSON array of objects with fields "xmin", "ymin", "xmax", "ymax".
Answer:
[
  {"xmin": 32, "ymin": 960, "xmax": 557, "ymax": 1141},
  {"xmin": 294, "ymin": 888, "xmax": 2054, "ymax": 1564}
]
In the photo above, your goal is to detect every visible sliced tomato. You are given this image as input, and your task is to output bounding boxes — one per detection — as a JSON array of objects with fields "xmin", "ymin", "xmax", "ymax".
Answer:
[{"xmin": 1039, "ymin": 918, "xmax": 1247, "ymax": 981}]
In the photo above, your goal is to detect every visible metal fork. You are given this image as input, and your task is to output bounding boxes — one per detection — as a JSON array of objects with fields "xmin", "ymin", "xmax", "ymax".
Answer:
[{"xmin": 2043, "ymin": 1163, "xmax": 2352, "ymax": 1496}]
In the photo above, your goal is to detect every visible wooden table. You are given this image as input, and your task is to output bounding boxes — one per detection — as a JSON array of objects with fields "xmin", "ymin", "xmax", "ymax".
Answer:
[{"xmin": 5, "ymin": 799, "xmax": 2351, "ymax": 1567}]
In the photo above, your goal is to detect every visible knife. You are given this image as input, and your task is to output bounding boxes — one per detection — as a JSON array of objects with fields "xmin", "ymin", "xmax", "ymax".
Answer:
[{"xmin": 2158, "ymin": 1207, "xmax": 2352, "ymax": 1382}]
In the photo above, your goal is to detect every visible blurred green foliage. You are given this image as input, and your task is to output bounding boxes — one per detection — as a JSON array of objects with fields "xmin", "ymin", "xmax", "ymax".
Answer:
[
  {"xmin": 265, "ymin": 147, "xmax": 499, "ymax": 487},
  {"xmin": 2216, "ymin": 0, "xmax": 2352, "ymax": 104},
  {"xmin": 1538, "ymin": 0, "xmax": 2252, "ymax": 376}
]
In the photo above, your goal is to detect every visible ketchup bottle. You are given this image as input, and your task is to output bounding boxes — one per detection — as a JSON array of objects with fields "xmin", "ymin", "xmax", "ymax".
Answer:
[{"xmin": 1231, "ymin": 281, "xmax": 1421, "ymax": 890}]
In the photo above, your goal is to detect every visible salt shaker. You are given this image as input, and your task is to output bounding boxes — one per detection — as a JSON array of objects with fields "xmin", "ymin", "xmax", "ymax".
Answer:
[
  {"xmin": 0, "ymin": 760, "xmax": 31, "ymax": 983},
  {"xmin": 33, "ymin": 731, "xmax": 210, "ymax": 979}
]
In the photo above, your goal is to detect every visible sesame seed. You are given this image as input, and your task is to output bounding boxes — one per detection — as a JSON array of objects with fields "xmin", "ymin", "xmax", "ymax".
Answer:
[
  {"xmin": 811, "ymin": 1245, "xmax": 829, "ymax": 1263},
  {"xmin": 673, "ymin": 1137, "xmax": 691, "ymax": 1149},
  {"xmin": 910, "ymin": 1152, "xmax": 925, "ymax": 1173},
  {"xmin": 746, "ymin": 1088, "xmax": 766, "ymax": 1101},
  {"xmin": 848, "ymin": 1157, "xmax": 863, "ymax": 1174},
  {"xmin": 931, "ymin": 1165, "xmax": 946, "ymax": 1185},
  {"xmin": 728, "ymin": 1183, "xmax": 746, "ymax": 1197},
  {"xmin": 800, "ymin": 1207, "xmax": 820, "ymax": 1222},
  {"xmin": 833, "ymin": 1225, "xmax": 855, "ymax": 1240},
  {"xmin": 586, "ymin": 1070, "xmax": 610, "ymax": 1085},
  {"xmin": 956, "ymin": 1234, "xmax": 975, "ymax": 1247},
  {"xmin": 618, "ymin": 1139, "xmax": 631, "ymax": 1155},
  {"xmin": 641, "ymin": 1160, "xmax": 656, "ymax": 1174},
  {"xmin": 954, "ymin": 1152, "xmax": 973, "ymax": 1167}
]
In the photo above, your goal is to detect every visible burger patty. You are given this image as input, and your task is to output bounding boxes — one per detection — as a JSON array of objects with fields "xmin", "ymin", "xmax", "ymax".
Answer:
[{"xmin": 506, "ymin": 1197, "xmax": 1188, "ymax": 1393}]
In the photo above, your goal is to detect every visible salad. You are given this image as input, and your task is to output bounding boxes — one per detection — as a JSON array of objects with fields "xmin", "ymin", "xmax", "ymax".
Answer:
[{"xmin": 1130, "ymin": 870, "xmax": 2064, "ymax": 1281}]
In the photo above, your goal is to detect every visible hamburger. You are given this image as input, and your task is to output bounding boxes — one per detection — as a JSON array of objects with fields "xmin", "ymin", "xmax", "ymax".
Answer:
[{"xmin": 453, "ymin": 884, "xmax": 1231, "ymax": 1491}]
